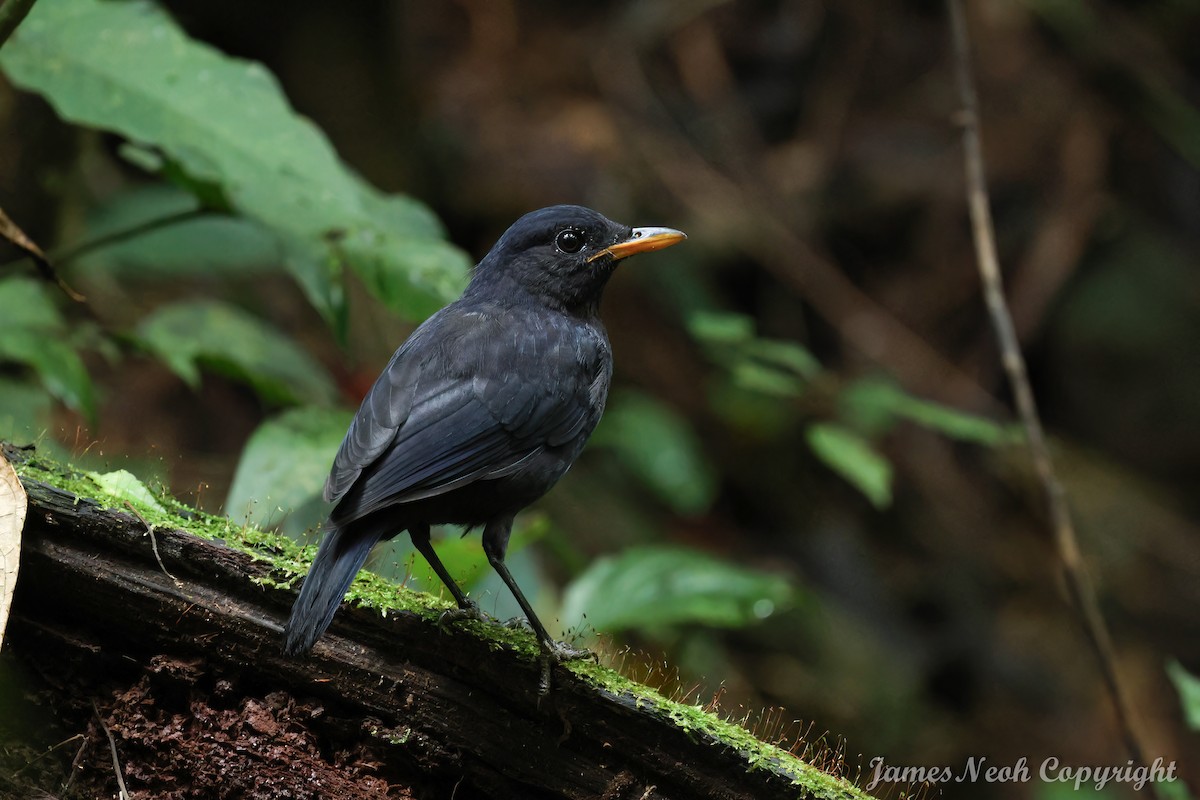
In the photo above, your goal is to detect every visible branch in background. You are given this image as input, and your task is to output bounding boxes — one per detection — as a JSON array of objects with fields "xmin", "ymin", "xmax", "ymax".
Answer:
[
  {"xmin": 945, "ymin": 0, "xmax": 1156, "ymax": 793},
  {"xmin": 51, "ymin": 206, "xmax": 210, "ymax": 268},
  {"xmin": 0, "ymin": 205, "xmax": 87, "ymax": 303}
]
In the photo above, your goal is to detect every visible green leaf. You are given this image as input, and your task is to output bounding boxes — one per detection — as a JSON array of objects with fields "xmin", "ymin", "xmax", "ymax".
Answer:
[
  {"xmin": 0, "ymin": 377, "xmax": 53, "ymax": 444},
  {"xmin": 136, "ymin": 300, "xmax": 338, "ymax": 407},
  {"xmin": 0, "ymin": 277, "xmax": 95, "ymax": 418},
  {"xmin": 0, "ymin": 275, "xmax": 60, "ymax": 331},
  {"xmin": 805, "ymin": 422, "xmax": 893, "ymax": 508},
  {"xmin": 730, "ymin": 360, "xmax": 807, "ymax": 398},
  {"xmin": 592, "ymin": 391, "xmax": 717, "ymax": 515},
  {"xmin": 225, "ymin": 406, "xmax": 353, "ymax": 532},
  {"xmin": 0, "ymin": 333, "xmax": 95, "ymax": 419},
  {"xmin": 561, "ymin": 545, "xmax": 793, "ymax": 634},
  {"xmin": 842, "ymin": 377, "xmax": 1012, "ymax": 445},
  {"xmin": 87, "ymin": 469, "xmax": 166, "ymax": 514},
  {"xmin": 0, "ymin": 0, "xmax": 469, "ymax": 329},
  {"xmin": 688, "ymin": 309, "xmax": 819, "ymax": 399},
  {"xmin": 72, "ymin": 183, "xmax": 280, "ymax": 280},
  {"xmin": 744, "ymin": 338, "xmax": 822, "ymax": 381},
  {"xmin": 1167, "ymin": 659, "xmax": 1200, "ymax": 731},
  {"xmin": 687, "ymin": 310, "xmax": 755, "ymax": 344}
]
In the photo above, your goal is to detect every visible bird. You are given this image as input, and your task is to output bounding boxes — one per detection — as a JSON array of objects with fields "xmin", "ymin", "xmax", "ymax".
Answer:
[{"xmin": 283, "ymin": 205, "xmax": 685, "ymax": 663}]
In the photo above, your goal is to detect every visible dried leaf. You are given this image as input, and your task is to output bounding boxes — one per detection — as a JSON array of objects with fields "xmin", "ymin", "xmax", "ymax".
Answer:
[{"xmin": 0, "ymin": 450, "xmax": 28, "ymax": 652}]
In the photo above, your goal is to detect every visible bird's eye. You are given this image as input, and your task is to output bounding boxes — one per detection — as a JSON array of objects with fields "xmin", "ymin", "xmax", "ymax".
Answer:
[{"xmin": 555, "ymin": 229, "xmax": 585, "ymax": 254}]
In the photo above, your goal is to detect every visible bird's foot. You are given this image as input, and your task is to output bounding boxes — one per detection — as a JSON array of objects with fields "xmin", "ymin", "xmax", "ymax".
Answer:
[
  {"xmin": 437, "ymin": 599, "xmax": 486, "ymax": 633},
  {"xmin": 535, "ymin": 638, "xmax": 596, "ymax": 697},
  {"xmin": 543, "ymin": 639, "xmax": 594, "ymax": 663},
  {"xmin": 500, "ymin": 618, "xmax": 595, "ymax": 661}
]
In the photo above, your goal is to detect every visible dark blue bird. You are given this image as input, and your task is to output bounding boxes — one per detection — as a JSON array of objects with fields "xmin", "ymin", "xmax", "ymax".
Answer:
[{"xmin": 283, "ymin": 205, "xmax": 685, "ymax": 660}]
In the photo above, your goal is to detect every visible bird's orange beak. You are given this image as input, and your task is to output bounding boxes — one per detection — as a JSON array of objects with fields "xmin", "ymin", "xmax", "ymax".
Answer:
[{"xmin": 588, "ymin": 226, "xmax": 686, "ymax": 262}]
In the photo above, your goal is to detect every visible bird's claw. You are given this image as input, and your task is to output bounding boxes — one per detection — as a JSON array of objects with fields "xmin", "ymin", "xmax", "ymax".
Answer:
[
  {"xmin": 544, "ymin": 640, "xmax": 594, "ymax": 663},
  {"xmin": 437, "ymin": 600, "xmax": 485, "ymax": 633},
  {"xmin": 535, "ymin": 639, "xmax": 595, "ymax": 697}
]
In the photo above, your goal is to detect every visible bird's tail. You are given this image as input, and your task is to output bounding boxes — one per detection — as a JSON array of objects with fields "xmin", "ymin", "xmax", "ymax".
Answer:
[{"xmin": 283, "ymin": 518, "xmax": 385, "ymax": 655}]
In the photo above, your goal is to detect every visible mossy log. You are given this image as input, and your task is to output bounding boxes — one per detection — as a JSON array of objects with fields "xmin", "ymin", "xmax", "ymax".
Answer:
[{"xmin": 1, "ymin": 443, "xmax": 868, "ymax": 800}]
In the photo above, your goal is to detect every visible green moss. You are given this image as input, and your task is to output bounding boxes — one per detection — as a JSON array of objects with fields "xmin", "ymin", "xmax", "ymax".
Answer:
[
  {"xmin": 9, "ymin": 448, "xmax": 546, "ymax": 651},
  {"xmin": 369, "ymin": 725, "xmax": 412, "ymax": 746},
  {"xmin": 9, "ymin": 448, "xmax": 871, "ymax": 799},
  {"xmin": 564, "ymin": 658, "xmax": 865, "ymax": 798}
]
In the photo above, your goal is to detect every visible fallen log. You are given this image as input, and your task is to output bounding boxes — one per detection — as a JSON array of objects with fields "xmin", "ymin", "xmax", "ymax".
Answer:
[{"xmin": 0, "ymin": 443, "xmax": 869, "ymax": 800}]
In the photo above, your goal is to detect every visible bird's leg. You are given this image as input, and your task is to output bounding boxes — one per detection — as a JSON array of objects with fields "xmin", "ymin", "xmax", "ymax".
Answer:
[
  {"xmin": 408, "ymin": 524, "xmax": 483, "ymax": 628},
  {"xmin": 482, "ymin": 518, "xmax": 591, "ymax": 680}
]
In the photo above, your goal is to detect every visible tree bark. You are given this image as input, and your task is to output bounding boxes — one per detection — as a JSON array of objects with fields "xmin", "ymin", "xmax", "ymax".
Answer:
[{"xmin": 1, "ymin": 444, "xmax": 864, "ymax": 800}]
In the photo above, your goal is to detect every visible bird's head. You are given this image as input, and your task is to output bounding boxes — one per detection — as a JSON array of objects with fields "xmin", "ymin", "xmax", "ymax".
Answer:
[{"xmin": 467, "ymin": 205, "xmax": 686, "ymax": 314}]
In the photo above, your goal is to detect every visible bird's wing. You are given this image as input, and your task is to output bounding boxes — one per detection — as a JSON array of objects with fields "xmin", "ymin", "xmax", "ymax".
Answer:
[
  {"xmin": 326, "ymin": 307, "xmax": 604, "ymax": 524},
  {"xmin": 322, "ymin": 326, "xmax": 428, "ymax": 504}
]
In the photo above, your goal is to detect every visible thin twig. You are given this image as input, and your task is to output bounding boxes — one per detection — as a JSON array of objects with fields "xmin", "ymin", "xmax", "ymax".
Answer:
[
  {"xmin": 63, "ymin": 730, "xmax": 90, "ymax": 790},
  {"xmin": 12, "ymin": 733, "xmax": 85, "ymax": 776},
  {"xmin": 0, "ymin": 205, "xmax": 86, "ymax": 302},
  {"xmin": 91, "ymin": 700, "xmax": 130, "ymax": 800},
  {"xmin": 125, "ymin": 500, "xmax": 183, "ymax": 588},
  {"xmin": 946, "ymin": 0, "xmax": 1154, "ymax": 789},
  {"xmin": 51, "ymin": 207, "xmax": 209, "ymax": 268}
]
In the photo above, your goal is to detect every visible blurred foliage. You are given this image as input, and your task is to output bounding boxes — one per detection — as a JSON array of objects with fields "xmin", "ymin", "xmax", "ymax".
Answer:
[
  {"xmin": 0, "ymin": 377, "xmax": 50, "ymax": 445},
  {"xmin": 591, "ymin": 389, "xmax": 718, "ymax": 515},
  {"xmin": 0, "ymin": 0, "xmax": 470, "ymax": 336},
  {"xmin": 689, "ymin": 309, "xmax": 1010, "ymax": 506},
  {"xmin": 224, "ymin": 406, "xmax": 352, "ymax": 536},
  {"xmin": 689, "ymin": 309, "xmax": 821, "ymax": 396},
  {"xmin": 839, "ymin": 377, "xmax": 1016, "ymax": 446},
  {"xmin": 71, "ymin": 184, "xmax": 281, "ymax": 281},
  {"xmin": 137, "ymin": 299, "xmax": 338, "ymax": 407},
  {"xmin": 2, "ymin": 0, "xmax": 1199, "ymax": 796},
  {"xmin": 0, "ymin": 0, "xmax": 797, "ymax": 642},
  {"xmin": 561, "ymin": 545, "xmax": 794, "ymax": 635},
  {"xmin": 804, "ymin": 423, "xmax": 893, "ymax": 510},
  {"xmin": 0, "ymin": 276, "xmax": 94, "ymax": 420},
  {"xmin": 1167, "ymin": 660, "xmax": 1200, "ymax": 732}
]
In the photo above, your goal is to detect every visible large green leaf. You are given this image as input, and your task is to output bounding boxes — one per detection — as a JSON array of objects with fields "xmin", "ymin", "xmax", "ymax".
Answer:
[
  {"xmin": 561, "ymin": 546, "xmax": 792, "ymax": 634},
  {"xmin": 0, "ymin": 0, "xmax": 469, "ymax": 330},
  {"xmin": 72, "ymin": 183, "xmax": 281, "ymax": 281},
  {"xmin": 591, "ymin": 391, "xmax": 717, "ymax": 515},
  {"xmin": 805, "ymin": 422, "xmax": 893, "ymax": 509},
  {"xmin": 0, "ymin": 277, "xmax": 95, "ymax": 419},
  {"xmin": 137, "ymin": 300, "xmax": 337, "ymax": 407},
  {"xmin": 225, "ymin": 406, "xmax": 352, "ymax": 534}
]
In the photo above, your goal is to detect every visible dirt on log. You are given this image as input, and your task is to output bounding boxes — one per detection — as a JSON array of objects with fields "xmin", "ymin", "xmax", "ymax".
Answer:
[{"xmin": 0, "ymin": 444, "xmax": 866, "ymax": 800}]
